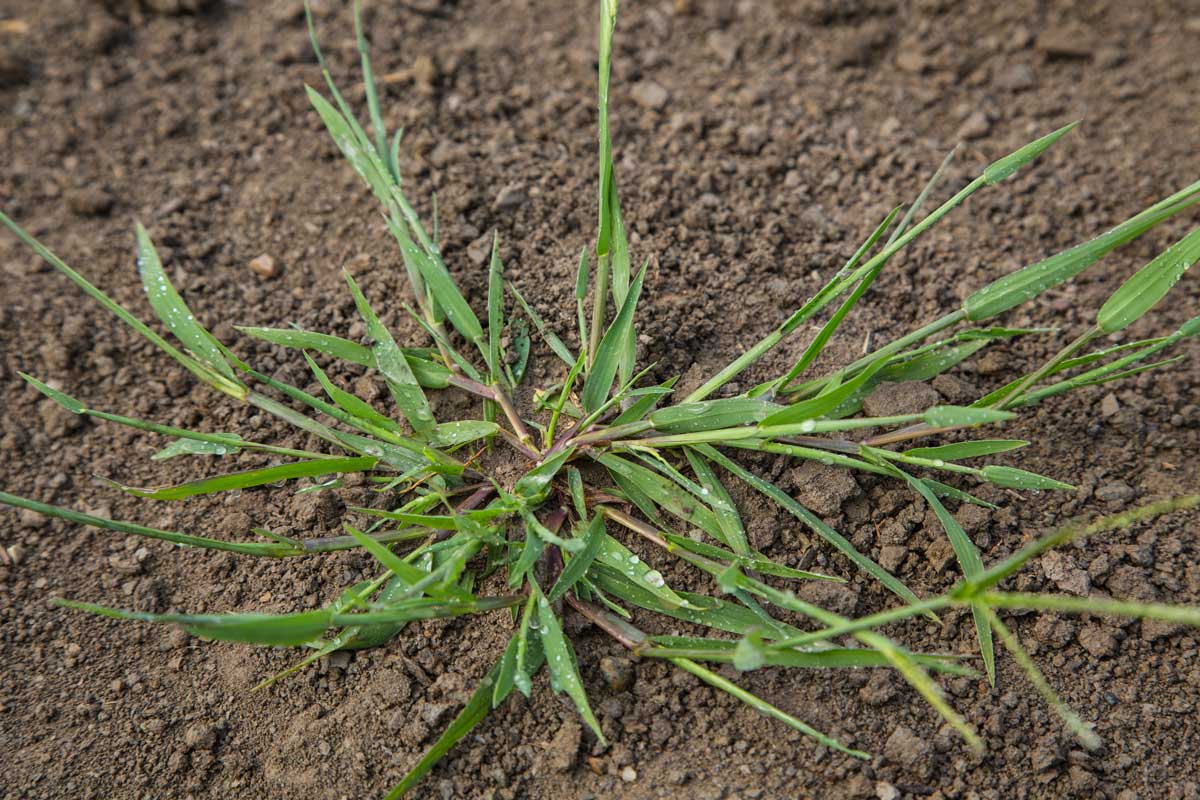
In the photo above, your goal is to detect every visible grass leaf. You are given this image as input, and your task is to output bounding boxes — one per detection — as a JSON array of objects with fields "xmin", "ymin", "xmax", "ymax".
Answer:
[
  {"xmin": 581, "ymin": 261, "xmax": 647, "ymax": 412},
  {"xmin": 1097, "ymin": 226, "xmax": 1200, "ymax": 333},
  {"xmin": 107, "ymin": 456, "xmax": 377, "ymax": 501},
  {"xmin": 964, "ymin": 178, "xmax": 1200, "ymax": 320},
  {"xmin": 902, "ymin": 440, "xmax": 1028, "ymax": 461},
  {"xmin": 57, "ymin": 599, "xmax": 330, "ymax": 647},
  {"xmin": 345, "ymin": 271, "xmax": 437, "ymax": 435},
  {"xmin": 536, "ymin": 584, "xmax": 605, "ymax": 742},
  {"xmin": 135, "ymin": 223, "xmax": 235, "ymax": 380}
]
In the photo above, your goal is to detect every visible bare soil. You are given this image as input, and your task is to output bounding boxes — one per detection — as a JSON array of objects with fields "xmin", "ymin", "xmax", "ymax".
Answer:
[{"xmin": 2, "ymin": 1, "xmax": 1199, "ymax": 799}]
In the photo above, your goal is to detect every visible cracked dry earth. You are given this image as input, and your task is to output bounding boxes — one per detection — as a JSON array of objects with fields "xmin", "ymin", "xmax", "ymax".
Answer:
[{"xmin": 1, "ymin": 1, "xmax": 1199, "ymax": 799}]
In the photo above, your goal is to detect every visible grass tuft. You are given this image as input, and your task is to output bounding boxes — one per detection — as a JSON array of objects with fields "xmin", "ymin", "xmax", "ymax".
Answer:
[{"xmin": 1, "ymin": 2, "xmax": 1198, "ymax": 796}]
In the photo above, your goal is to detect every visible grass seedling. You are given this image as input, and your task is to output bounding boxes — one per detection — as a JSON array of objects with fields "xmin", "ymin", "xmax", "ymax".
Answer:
[{"xmin": 3, "ymin": 2, "xmax": 1200, "ymax": 796}]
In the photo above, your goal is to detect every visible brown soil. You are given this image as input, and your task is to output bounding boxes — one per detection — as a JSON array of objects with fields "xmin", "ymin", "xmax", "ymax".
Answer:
[{"xmin": 2, "ymin": 1, "xmax": 1199, "ymax": 799}]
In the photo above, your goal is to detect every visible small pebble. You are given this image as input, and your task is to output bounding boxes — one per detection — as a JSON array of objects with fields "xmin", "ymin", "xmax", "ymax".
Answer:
[
  {"xmin": 1100, "ymin": 393, "xmax": 1120, "ymax": 418},
  {"xmin": 66, "ymin": 187, "xmax": 114, "ymax": 217},
  {"xmin": 5, "ymin": 544, "xmax": 25, "ymax": 565},
  {"xmin": 957, "ymin": 110, "xmax": 991, "ymax": 140},
  {"xmin": 631, "ymin": 80, "xmax": 669, "ymax": 111},
  {"xmin": 248, "ymin": 254, "xmax": 278, "ymax": 279},
  {"xmin": 493, "ymin": 183, "xmax": 528, "ymax": 212},
  {"xmin": 620, "ymin": 766, "xmax": 637, "ymax": 782}
]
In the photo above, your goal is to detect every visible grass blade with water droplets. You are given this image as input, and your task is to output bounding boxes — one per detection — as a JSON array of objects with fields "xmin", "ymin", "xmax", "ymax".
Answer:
[
  {"xmin": 135, "ymin": 223, "xmax": 235, "ymax": 381},
  {"xmin": 1097, "ymin": 226, "xmax": 1200, "ymax": 334},
  {"xmin": 536, "ymin": 584, "xmax": 605, "ymax": 741},
  {"xmin": 965, "ymin": 178, "xmax": 1200, "ymax": 321},
  {"xmin": 345, "ymin": 272, "xmax": 437, "ymax": 436}
]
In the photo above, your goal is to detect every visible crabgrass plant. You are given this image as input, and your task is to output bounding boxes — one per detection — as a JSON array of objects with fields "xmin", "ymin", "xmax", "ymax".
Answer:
[{"xmin": 3, "ymin": 2, "xmax": 1200, "ymax": 795}]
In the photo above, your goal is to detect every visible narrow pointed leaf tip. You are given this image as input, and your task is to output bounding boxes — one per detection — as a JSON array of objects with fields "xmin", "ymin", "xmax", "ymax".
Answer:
[
  {"xmin": 580, "ymin": 260, "xmax": 647, "ymax": 413},
  {"xmin": 964, "ymin": 177, "xmax": 1200, "ymax": 321},
  {"xmin": 135, "ymin": 223, "xmax": 236, "ymax": 381},
  {"xmin": 983, "ymin": 121, "xmax": 1079, "ymax": 185},
  {"xmin": 1097, "ymin": 226, "xmax": 1200, "ymax": 334},
  {"xmin": 20, "ymin": 373, "xmax": 85, "ymax": 414},
  {"xmin": 923, "ymin": 406, "xmax": 1015, "ymax": 427},
  {"xmin": 980, "ymin": 465, "xmax": 1074, "ymax": 491}
]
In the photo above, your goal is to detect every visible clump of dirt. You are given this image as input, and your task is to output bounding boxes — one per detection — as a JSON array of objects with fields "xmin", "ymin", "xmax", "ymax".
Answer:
[{"xmin": 2, "ymin": 1, "xmax": 1198, "ymax": 798}]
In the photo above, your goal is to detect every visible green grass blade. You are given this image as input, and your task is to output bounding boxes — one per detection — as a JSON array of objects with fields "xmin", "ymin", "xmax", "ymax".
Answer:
[
  {"xmin": 696, "ymin": 445, "xmax": 926, "ymax": 611},
  {"xmin": 385, "ymin": 653, "xmax": 507, "ymax": 799},
  {"xmin": 593, "ymin": 531, "xmax": 689, "ymax": 609},
  {"xmin": 575, "ymin": 246, "xmax": 590, "ymax": 353},
  {"xmin": 513, "ymin": 591, "xmax": 540, "ymax": 696},
  {"xmin": 1013, "ymin": 320, "xmax": 1199, "ymax": 407},
  {"xmin": 777, "ymin": 207, "xmax": 902, "ymax": 386},
  {"xmin": 0, "ymin": 491, "xmax": 298, "ymax": 557},
  {"xmin": 548, "ymin": 515, "xmax": 607, "ymax": 602},
  {"xmin": 979, "ymin": 592, "xmax": 1200, "ymax": 626},
  {"xmin": 684, "ymin": 448, "xmax": 750, "ymax": 557},
  {"xmin": 979, "ymin": 465, "xmax": 1073, "ymax": 491},
  {"xmin": 958, "ymin": 495, "xmax": 1200, "ymax": 598},
  {"xmin": 400, "ymin": 233, "xmax": 484, "ymax": 349},
  {"xmin": 0, "ymin": 211, "xmax": 245, "ymax": 398},
  {"xmin": 135, "ymin": 223, "xmax": 234, "ymax": 380},
  {"xmin": 238, "ymin": 326, "xmax": 376, "ymax": 367},
  {"xmin": 352, "ymin": 1, "xmax": 390, "ymax": 171},
  {"xmin": 589, "ymin": 566, "xmax": 799, "ymax": 639},
  {"xmin": 596, "ymin": 454, "xmax": 724, "ymax": 542},
  {"xmin": 487, "ymin": 234, "xmax": 505, "ymax": 384},
  {"xmin": 923, "ymin": 406, "xmax": 1015, "ymax": 427},
  {"xmin": 581, "ymin": 261, "xmax": 647, "ymax": 412},
  {"xmin": 1097, "ymin": 226, "xmax": 1200, "ymax": 333},
  {"xmin": 982, "ymin": 121, "xmax": 1079, "ymax": 184},
  {"xmin": 333, "ymin": 595, "xmax": 521, "ymax": 626},
  {"xmin": 595, "ymin": 0, "xmax": 618, "ymax": 259},
  {"xmin": 986, "ymin": 608, "xmax": 1100, "ymax": 749},
  {"xmin": 608, "ymin": 182, "xmax": 634, "ymax": 386},
  {"xmin": 19, "ymin": 373, "xmax": 330, "ymax": 461},
  {"xmin": 611, "ymin": 375, "xmax": 677, "ymax": 426},
  {"xmin": 305, "ymin": 85, "xmax": 395, "ymax": 209},
  {"xmin": 649, "ymin": 397, "xmax": 780, "ymax": 434},
  {"xmin": 668, "ymin": 657, "xmax": 869, "ymax": 759},
  {"xmin": 766, "ymin": 358, "xmax": 889, "ymax": 425},
  {"xmin": 508, "ymin": 281, "xmax": 577, "ymax": 367},
  {"xmin": 304, "ymin": 353, "xmax": 402, "ymax": 432},
  {"xmin": 902, "ymin": 440, "xmax": 1029, "ymax": 461},
  {"xmin": 107, "ymin": 456, "xmax": 377, "ymax": 501},
  {"xmin": 536, "ymin": 585, "xmax": 605, "ymax": 742},
  {"xmin": 345, "ymin": 272, "xmax": 437, "ymax": 435},
  {"xmin": 900, "ymin": 473, "xmax": 993, "ymax": 685},
  {"xmin": 508, "ymin": 524, "xmax": 545, "ymax": 589},
  {"xmin": 57, "ymin": 599, "xmax": 330, "ymax": 647},
  {"xmin": 342, "ymin": 525, "xmax": 466, "ymax": 601},
  {"xmin": 427, "ymin": 421, "xmax": 499, "ymax": 448},
  {"xmin": 964, "ymin": 179, "xmax": 1200, "ymax": 320}
]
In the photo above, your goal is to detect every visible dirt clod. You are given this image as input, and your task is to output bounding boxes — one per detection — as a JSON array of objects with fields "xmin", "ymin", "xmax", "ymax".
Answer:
[
  {"xmin": 599, "ymin": 656, "xmax": 635, "ymax": 692},
  {"xmin": 631, "ymin": 80, "xmax": 669, "ymax": 111}
]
